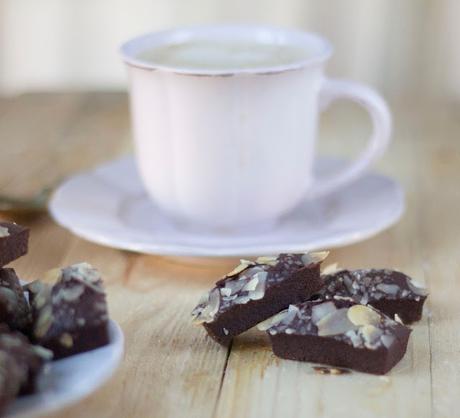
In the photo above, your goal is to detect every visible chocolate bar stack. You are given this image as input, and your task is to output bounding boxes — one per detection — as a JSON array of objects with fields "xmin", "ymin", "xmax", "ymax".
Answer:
[
  {"xmin": 0, "ymin": 221, "xmax": 52, "ymax": 415},
  {"xmin": 0, "ymin": 221, "xmax": 110, "ymax": 415},
  {"xmin": 192, "ymin": 252, "xmax": 428, "ymax": 375}
]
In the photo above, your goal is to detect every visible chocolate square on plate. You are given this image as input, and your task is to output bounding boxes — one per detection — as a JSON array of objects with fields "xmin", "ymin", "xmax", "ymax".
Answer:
[
  {"xmin": 29, "ymin": 262, "xmax": 110, "ymax": 359},
  {"xmin": 0, "ymin": 222, "xmax": 29, "ymax": 267},
  {"xmin": 0, "ymin": 268, "xmax": 31, "ymax": 333}
]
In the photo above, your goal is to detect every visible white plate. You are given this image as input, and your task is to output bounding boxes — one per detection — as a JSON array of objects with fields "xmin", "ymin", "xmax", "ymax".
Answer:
[
  {"xmin": 49, "ymin": 156, "xmax": 405, "ymax": 257},
  {"xmin": 6, "ymin": 320, "xmax": 124, "ymax": 418}
]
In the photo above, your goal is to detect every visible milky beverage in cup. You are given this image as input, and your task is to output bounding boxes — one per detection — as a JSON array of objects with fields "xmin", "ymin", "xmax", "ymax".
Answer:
[
  {"xmin": 136, "ymin": 39, "xmax": 315, "ymax": 70},
  {"xmin": 121, "ymin": 26, "xmax": 391, "ymax": 232}
]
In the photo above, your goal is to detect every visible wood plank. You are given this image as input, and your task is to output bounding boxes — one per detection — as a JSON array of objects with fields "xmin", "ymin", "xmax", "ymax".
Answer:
[
  {"xmin": 49, "ymin": 92, "xmax": 131, "ymax": 176},
  {"xmin": 411, "ymin": 102, "xmax": 460, "ymax": 418},
  {"xmin": 0, "ymin": 92, "xmax": 129, "ymax": 198},
  {"xmin": 0, "ymin": 93, "xmax": 85, "ymax": 196}
]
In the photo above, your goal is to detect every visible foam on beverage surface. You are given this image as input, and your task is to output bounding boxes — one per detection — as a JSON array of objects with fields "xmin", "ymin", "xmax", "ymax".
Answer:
[{"xmin": 137, "ymin": 39, "xmax": 313, "ymax": 70}]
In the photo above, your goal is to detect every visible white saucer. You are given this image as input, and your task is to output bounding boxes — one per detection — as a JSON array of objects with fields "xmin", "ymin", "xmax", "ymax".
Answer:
[
  {"xmin": 49, "ymin": 156, "xmax": 404, "ymax": 257},
  {"xmin": 7, "ymin": 320, "xmax": 124, "ymax": 418}
]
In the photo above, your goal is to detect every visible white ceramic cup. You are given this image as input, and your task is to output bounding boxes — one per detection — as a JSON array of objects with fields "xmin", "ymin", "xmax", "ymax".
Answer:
[{"xmin": 121, "ymin": 25, "xmax": 391, "ymax": 232}]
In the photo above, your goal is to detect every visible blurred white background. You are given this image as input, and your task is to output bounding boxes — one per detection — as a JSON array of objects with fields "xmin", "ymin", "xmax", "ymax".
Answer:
[{"xmin": 0, "ymin": 0, "xmax": 459, "ymax": 99}]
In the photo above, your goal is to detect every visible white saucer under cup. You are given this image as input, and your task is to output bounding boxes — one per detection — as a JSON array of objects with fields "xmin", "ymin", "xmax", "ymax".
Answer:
[{"xmin": 49, "ymin": 156, "xmax": 405, "ymax": 257}]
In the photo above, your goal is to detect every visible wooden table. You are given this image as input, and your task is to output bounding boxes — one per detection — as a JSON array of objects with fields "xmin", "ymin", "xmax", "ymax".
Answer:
[{"xmin": 0, "ymin": 93, "xmax": 458, "ymax": 418}]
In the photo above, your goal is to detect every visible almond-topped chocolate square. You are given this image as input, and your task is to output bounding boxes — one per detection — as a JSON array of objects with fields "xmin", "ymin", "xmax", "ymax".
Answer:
[
  {"xmin": 0, "ymin": 222, "xmax": 29, "ymax": 267},
  {"xmin": 261, "ymin": 299, "xmax": 411, "ymax": 375},
  {"xmin": 191, "ymin": 252, "xmax": 328, "ymax": 346},
  {"xmin": 316, "ymin": 269, "xmax": 428, "ymax": 323},
  {"xmin": 0, "ymin": 268, "xmax": 31, "ymax": 333},
  {"xmin": 27, "ymin": 263, "xmax": 110, "ymax": 359}
]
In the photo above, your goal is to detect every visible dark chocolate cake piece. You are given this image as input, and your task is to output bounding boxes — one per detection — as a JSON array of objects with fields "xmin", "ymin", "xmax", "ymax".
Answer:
[
  {"xmin": 0, "ymin": 325, "xmax": 52, "ymax": 395},
  {"xmin": 29, "ymin": 262, "xmax": 110, "ymax": 359},
  {"xmin": 261, "ymin": 299, "xmax": 411, "ymax": 375},
  {"xmin": 0, "ymin": 268, "xmax": 31, "ymax": 332},
  {"xmin": 316, "ymin": 269, "xmax": 428, "ymax": 323},
  {"xmin": 191, "ymin": 252, "xmax": 328, "ymax": 346},
  {"xmin": 0, "ymin": 222, "xmax": 29, "ymax": 267}
]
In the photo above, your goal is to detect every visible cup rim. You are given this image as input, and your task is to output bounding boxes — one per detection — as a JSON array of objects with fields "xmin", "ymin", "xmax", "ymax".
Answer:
[{"xmin": 120, "ymin": 24, "xmax": 333, "ymax": 76}]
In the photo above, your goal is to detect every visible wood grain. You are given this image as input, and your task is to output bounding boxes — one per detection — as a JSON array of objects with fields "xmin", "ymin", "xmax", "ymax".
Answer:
[
  {"xmin": 0, "ymin": 93, "xmax": 458, "ymax": 418},
  {"xmin": 0, "ymin": 92, "xmax": 130, "ymax": 198}
]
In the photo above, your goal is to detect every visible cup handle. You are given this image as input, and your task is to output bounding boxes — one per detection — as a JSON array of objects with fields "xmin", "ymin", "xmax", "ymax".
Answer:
[{"xmin": 308, "ymin": 78, "xmax": 392, "ymax": 199}]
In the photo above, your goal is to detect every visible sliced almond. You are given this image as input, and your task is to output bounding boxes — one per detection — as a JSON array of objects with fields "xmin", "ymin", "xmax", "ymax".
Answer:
[
  {"xmin": 317, "ymin": 308, "xmax": 356, "ymax": 336},
  {"xmin": 223, "ymin": 279, "xmax": 247, "ymax": 295},
  {"xmin": 247, "ymin": 271, "xmax": 267, "ymax": 301},
  {"xmin": 242, "ymin": 276, "xmax": 259, "ymax": 292},
  {"xmin": 34, "ymin": 306, "xmax": 53, "ymax": 338},
  {"xmin": 191, "ymin": 288, "xmax": 220, "ymax": 324},
  {"xmin": 406, "ymin": 278, "xmax": 429, "ymax": 296},
  {"xmin": 257, "ymin": 309, "xmax": 290, "ymax": 331},
  {"xmin": 59, "ymin": 333, "xmax": 74, "ymax": 348},
  {"xmin": 226, "ymin": 260, "xmax": 252, "ymax": 277},
  {"xmin": 234, "ymin": 295, "xmax": 251, "ymax": 304},
  {"xmin": 333, "ymin": 295, "xmax": 354, "ymax": 302},
  {"xmin": 206, "ymin": 288, "xmax": 220, "ymax": 317},
  {"xmin": 345, "ymin": 329, "xmax": 363, "ymax": 347},
  {"xmin": 359, "ymin": 294, "xmax": 369, "ymax": 305},
  {"xmin": 220, "ymin": 287, "xmax": 232, "ymax": 297},
  {"xmin": 311, "ymin": 301, "xmax": 337, "ymax": 324},
  {"xmin": 376, "ymin": 283, "xmax": 400, "ymax": 295},
  {"xmin": 347, "ymin": 305, "xmax": 381, "ymax": 326},
  {"xmin": 394, "ymin": 313, "xmax": 404, "ymax": 324},
  {"xmin": 301, "ymin": 251, "xmax": 329, "ymax": 266},
  {"xmin": 381, "ymin": 333, "xmax": 395, "ymax": 348},
  {"xmin": 255, "ymin": 256, "xmax": 278, "ymax": 266},
  {"xmin": 322, "ymin": 262, "xmax": 341, "ymax": 275},
  {"xmin": 360, "ymin": 324, "xmax": 383, "ymax": 348},
  {"xmin": 32, "ymin": 345, "xmax": 53, "ymax": 360},
  {"xmin": 257, "ymin": 304, "xmax": 298, "ymax": 331}
]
